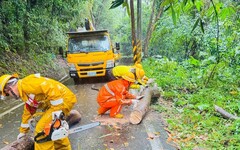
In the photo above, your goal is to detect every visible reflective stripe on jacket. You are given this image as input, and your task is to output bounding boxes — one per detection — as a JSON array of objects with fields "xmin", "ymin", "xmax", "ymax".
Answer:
[{"xmin": 97, "ymin": 79, "xmax": 136, "ymax": 104}]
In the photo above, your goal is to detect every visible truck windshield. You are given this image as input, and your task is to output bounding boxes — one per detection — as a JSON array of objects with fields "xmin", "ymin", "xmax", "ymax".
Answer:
[{"xmin": 68, "ymin": 35, "xmax": 110, "ymax": 53}]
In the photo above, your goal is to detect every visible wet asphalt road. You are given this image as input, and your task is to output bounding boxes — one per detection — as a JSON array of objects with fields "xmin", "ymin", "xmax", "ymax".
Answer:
[{"xmin": 0, "ymin": 77, "xmax": 176, "ymax": 150}]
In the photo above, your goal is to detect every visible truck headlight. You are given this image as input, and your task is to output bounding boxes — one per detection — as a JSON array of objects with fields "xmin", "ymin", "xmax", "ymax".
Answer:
[
  {"xmin": 106, "ymin": 59, "xmax": 114, "ymax": 68},
  {"xmin": 68, "ymin": 63, "xmax": 76, "ymax": 71}
]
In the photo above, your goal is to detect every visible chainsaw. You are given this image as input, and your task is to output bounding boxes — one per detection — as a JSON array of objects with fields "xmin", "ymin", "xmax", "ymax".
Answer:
[{"xmin": 33, "ymin": 113, "xmax": 100, "ymax": 143}]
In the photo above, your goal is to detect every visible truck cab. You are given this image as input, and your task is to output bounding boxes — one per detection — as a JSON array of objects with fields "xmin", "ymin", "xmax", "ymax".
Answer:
[{"xmin": 66, "ymin": 29, "xmax": 120, "ymax": 82}]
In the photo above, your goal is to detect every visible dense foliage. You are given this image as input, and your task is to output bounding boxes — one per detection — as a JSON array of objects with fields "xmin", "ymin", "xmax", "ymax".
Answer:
[
  {"xmin": 143, "ymin": 57, "xmax": 239, "ymax": 149},
  {"xmin": 142, "ymin": 0, "xmax": 239, "ymax": 149}
]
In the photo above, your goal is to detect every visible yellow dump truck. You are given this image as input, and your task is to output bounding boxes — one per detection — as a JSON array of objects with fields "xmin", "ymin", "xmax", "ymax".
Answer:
[{"xmin": 65, "ymin": 21, "xmax": 120, "ymax": 82}]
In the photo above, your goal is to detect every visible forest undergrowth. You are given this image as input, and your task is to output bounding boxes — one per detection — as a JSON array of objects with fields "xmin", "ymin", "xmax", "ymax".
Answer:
[
  {"xmin": 143, "ymin": 57, "xmax": 239, "ymax": 149},
  {"xmin": 0, "ymin": 51, "xmax": 66, "ymax": 80}
]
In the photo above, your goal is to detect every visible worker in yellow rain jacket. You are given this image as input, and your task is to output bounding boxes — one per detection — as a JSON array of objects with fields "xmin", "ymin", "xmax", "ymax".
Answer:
[
  {"xmin": 97, "ymin": 72, "xmax": 144, "ymax": 118},
  {"xmin": 0, "ymin": 73, "xmax": 77, "ymax": 150},
  {"xmin": 106, "ymin": 63, "xmax": 149, "ymax": 89}
]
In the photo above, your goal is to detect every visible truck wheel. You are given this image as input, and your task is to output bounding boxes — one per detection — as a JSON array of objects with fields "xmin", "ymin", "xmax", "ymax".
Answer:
[
  {"xmin": 105, "ymin": 69, "xmax": 113, "ymax": 82},
  {"xmin": 73, "ymin": 78, "xmax": 80, "ymax": 84}
]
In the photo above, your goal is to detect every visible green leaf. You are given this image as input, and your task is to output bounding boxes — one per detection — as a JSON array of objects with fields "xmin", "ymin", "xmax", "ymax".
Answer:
[
  {"xmin": 110, "ymin": 0, "xmax": 124, "ymax": 9},
  {"xmin": 196, "ymin": 103, "xmax": 210, "ymax": 111},
  {"xmin": 195, "ymin": 0, "xmax": 203, "ymax": 12},
  {"xmin": 160, "ymin": 0, "xmax": 174, "ymax": 8},
  {"xmin": 200, "ymin": 18, "xmax": 204, "ymax": 33},
  {"xmin": 183, "ymin": 0, "xmax": 188, "ymax": 6},
  {"xmin": 170, "ymin": 4, "xmax": 176, "ymax": 25},
  {"xmin": 191, "ymin": 18, "xmax": 200, "ymax": 33},
  {"xmin": 188, "ymin": 56, "xmax": 200, "ymax": 67}
]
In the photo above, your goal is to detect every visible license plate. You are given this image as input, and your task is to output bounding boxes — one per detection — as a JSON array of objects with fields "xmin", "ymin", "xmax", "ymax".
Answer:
[{"xmin": 87, "ymin": 71, "xmax": 96, "ymax": 76}]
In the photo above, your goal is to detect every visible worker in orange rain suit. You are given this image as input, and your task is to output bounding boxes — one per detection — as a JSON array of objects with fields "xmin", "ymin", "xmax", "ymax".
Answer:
[
  {"xmin": 106, "ymin": 63, "xmax": 149, "ymax": 89},
  {"xmin": 0, "ymin": 73, "xmax": 77, "ymax": 150},
  {"xmin": 97, "ymin": 72, "xmax": 144, "ymax": 118}
]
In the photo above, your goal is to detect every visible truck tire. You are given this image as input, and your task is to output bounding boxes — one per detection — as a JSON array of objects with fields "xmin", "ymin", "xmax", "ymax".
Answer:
[{"xmin": 73, "ymin": 78, "xmax": 80, "ymax": 84}]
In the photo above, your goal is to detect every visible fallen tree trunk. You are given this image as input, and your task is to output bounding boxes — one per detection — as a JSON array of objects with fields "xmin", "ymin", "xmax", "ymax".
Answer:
[
  {"xmin": 1, "ymin": 136, "xmax": 34, "ymax": 150},
  {"xmin": 130, "ymin": 85, "xmax": 160, "ymax": 124},
  {"xmin": 214, "ymin": 105, "xmax": 239, "ymax": 120}
]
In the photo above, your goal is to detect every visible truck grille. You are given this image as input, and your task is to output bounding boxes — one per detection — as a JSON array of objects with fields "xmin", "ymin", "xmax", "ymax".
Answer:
[
  {"xmin": 78, "ymin": 61, "xmax": 104, "ymax": 66},
  {"xmin": 80, "ymin": 67, "xmax": 103, "ymax": 71}
]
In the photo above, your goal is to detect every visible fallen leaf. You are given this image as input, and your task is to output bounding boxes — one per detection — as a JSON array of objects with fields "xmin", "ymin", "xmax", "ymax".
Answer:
[
  {"xmin": 0, "ymin": 124, "xmax": 3, "ymax": 128},
  {"xmin": 124, "ymin": 142, "xmax": 129, "ymax": 147},
  {"xmin": 154, "ymin": 132, "xmax": 160, "ymax": 136},
  {"xmin": 3, "ymin": 140, "xmax": 9, "ymax": 145}
]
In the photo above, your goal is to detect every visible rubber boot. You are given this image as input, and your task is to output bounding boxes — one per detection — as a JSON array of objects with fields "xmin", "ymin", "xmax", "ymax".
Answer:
[{"xmin": 114, "ymin": 114, "xmax": 124, "ymax": 118}]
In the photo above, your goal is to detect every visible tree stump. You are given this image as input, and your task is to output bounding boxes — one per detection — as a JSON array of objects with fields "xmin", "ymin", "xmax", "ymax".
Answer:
[
  {"xmin": 130, "ymin": 85, "xmax": 160, "ymax": 124},
  {"xmin": 66, "ymin": 109, "xmax": 82, "ymax": 127}
]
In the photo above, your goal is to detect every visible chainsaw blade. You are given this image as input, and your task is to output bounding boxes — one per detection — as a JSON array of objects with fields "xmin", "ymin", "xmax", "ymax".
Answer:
[{"xmin": 68, "ymin": 122, "xmax": 101, "ymax": 134}]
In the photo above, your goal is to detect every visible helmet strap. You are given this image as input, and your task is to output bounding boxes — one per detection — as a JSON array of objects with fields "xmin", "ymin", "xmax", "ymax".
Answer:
[{"xmin": 10, "ymin": 89, "xmax": 19, "ymax": 100}]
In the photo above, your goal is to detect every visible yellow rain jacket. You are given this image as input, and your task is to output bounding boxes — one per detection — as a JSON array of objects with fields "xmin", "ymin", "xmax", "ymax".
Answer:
[{"xmin": 17, "ymin": 74, "xmax": 76, "ymax": 150}]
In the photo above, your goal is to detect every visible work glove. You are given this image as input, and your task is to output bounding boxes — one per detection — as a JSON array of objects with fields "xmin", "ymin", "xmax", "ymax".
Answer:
[
  {"xmin": 17, "ymin": 133, "xmax": 26, "ymax": 140},
  {"xmin": 132, "ymin": 99, "xmax": 139, "ymax": 108}
]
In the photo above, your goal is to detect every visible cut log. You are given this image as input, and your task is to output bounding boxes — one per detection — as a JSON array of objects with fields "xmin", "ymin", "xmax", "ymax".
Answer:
[
  {"xmin": 130, "ymin": 85, "xmax": 160, "ymax": 124},
  {"xmin": 66, "ymin": 109, "xmax": 82, "ymax": 127},
  {"xmin": 214, "ymin": 105, "xmax": 239, "ymax": 120},
  {"xmin": 1, "ymin": 136, "xmax": 34, "ymax": 150}
]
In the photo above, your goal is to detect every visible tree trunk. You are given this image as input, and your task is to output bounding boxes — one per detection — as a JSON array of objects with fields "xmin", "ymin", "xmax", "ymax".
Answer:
[
  {"xmin": 143, "ymin": 0, "xmax": 164, "ymax": 57},
  {"xmin": 214, "ymin": 105, "xmax": 239, "ymax": 120},
  {"xmin": 130, "ymin": 85, "xmax": 160, "ymax": 124},
  {"xmin": 1, "ymin": 136, "xmax": 34, "ymax": 150}
]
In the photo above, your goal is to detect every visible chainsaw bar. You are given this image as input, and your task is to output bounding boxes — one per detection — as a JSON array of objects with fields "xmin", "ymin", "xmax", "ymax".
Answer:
[{"xmin": 68, "ymin": 122, "xmax": 101, "ymax": 134}]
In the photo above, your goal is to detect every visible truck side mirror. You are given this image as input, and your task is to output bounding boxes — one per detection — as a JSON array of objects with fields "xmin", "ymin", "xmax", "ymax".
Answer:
[{"xmin": 116, "ymin": 42, "xmax": 120, "ymax": 51}]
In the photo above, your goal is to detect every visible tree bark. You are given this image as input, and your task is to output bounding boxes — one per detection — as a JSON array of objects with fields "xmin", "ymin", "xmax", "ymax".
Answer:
[
  {"xmin": 143, "ymin": 0, "xmax": 164, "ymax": 56},
  {"xmin": 130, "ymin": 85, "xmax": 160, "ymax": 124},
  {"xmin": 214, "ymin": 105, "xmax": 239, "ymax": 120},
  {"xmin": 1, "ymin": 136, "xmax": 34, "ymax": 150}
]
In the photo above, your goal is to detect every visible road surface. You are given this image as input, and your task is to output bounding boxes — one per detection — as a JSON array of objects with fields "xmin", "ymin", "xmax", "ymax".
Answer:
[{"xmin": 0, "ymin": 77, "xmax": 177, "ymax": 150}]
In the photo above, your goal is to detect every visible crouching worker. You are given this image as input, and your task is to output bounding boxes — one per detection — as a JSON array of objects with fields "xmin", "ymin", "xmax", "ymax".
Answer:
[
  {"xmin": 0, "ymin": 73, "xmax": 77, "ymax": 150},
  {"xmin": 97, "ymin": 72, "xmax": 144, "ymax": 118},
  {"xmin": 106, "ymin": 63, "xmax": 149, "ymax": 89}
]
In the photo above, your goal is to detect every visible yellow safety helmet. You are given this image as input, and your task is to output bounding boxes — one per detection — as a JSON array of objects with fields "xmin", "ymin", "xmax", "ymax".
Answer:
[
  {"xmin": 122, "ymin": 72, "xmax": 136, "ymax": 82},
  {"xmin": 0, "ymin": 74, "xmax": 19, "ymax": 97},
  {"xmin": 135, "ymin": 68, "xmax": 145, "ymax": 79},
  {"xmin": 134, "ymin": 63, "xmax": 143, "ymax": 69},
  {"xmin": 135, "ymin": 69, "xmax": 146, "ymax": 85}
]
